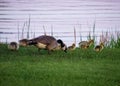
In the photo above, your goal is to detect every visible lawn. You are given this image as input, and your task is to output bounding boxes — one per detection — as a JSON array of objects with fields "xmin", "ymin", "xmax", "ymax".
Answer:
[{"xmin": 0, "ymin": 44, "xmax": 120, "ymax": 86}]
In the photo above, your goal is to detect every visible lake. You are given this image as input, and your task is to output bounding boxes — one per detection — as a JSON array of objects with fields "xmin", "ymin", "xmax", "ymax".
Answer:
[{"xmin": 0, "ymin": 0, "xmax": 120, "ymax": 46}]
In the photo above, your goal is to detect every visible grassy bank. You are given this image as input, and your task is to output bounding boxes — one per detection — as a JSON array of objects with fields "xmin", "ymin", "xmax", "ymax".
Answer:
[{"xmin": 0, "ymin": 44, "xmax": 120, "ymax": 86}]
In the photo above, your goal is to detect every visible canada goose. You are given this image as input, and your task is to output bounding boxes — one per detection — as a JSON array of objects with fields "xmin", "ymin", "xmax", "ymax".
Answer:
[
  {"xmin": 19, "ymin": 39, "xmax": 29, "ymax": 46},
  {"xmin": 68, "ymin": 43, "xmax": 76, "ymax": 50},
  {"xmin": 94, "ymin": 42, "xmax": 104, "ymax": 52},
  {"xmin": 79, "ymin": 39, "xmax": 94, "ymax": 49},
  {"xmin": 8, "ymin": 42, "xmax": 19, "ymax": 51},
  {"xmin": 28, "ymin": 35, "xmax": 67, "ymax": 53},
  {"xmin": 57, "ymin": 39, "xmax": 67, "ymax": 53}
]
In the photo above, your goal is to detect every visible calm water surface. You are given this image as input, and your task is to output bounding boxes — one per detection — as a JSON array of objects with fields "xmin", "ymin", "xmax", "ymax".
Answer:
[{"xmin": 0, "ymin": 0, "xmax": 120, "ymax": 45}]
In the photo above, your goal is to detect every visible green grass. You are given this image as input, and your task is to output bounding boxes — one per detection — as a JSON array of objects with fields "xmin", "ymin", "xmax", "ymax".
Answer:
[{"xmin": 0, "ymin": 44, "xmax": 120, "ymax": 86}]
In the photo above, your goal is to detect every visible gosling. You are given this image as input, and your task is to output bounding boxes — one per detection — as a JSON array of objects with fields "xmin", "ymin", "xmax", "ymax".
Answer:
[
  {"xmin": 8, "ymin": 42, "xmax": 19, "ymax": 51},
  {"xmin": 94, "ymin": 42, "xmax": 104, "ymax": 52},
  {"xmin": 68, "ymin": 43, "xmax": 76, "ymax": 50},
  {"xmin": 79, "ymin": 39, "xmax": 94, "ymax": 49}
]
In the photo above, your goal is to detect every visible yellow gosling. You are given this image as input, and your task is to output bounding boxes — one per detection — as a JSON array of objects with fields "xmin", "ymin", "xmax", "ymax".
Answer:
[
  {"xmin": 79, "ymin": 39, "xmax": 94, "ymax": 49},
  {"xmin": 68, "ymin": 43, "xmax": 76, "ymax": 50},
  {"xmin": 8, "ymin": 42, "xmax": 19, "ymax": 51},
  {"xmin": 94, "ymin": 42, "xmax": 104, "ymax": 52},
  {"xmin": 88, "ymin": 39, "xmax": 94, "ymax": 46}
]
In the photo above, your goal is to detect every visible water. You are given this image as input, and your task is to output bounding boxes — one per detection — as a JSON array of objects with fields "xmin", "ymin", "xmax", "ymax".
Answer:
[{"xmin": 0, "ymin": 0, "xmax": 120, "ymax": 46}]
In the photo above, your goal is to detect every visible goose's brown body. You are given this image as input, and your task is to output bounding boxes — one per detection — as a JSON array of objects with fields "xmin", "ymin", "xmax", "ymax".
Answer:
[
  {"xmin": 28, "ymin": 35, "xmax": 58, "ymax": 51},
  {"xmin": 28, "ymin": 35, "xmax": 67, "ymax": 53}
]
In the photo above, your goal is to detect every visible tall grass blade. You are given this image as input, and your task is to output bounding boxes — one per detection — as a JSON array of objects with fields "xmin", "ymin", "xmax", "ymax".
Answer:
[
  {"xmin": 17, "ymin": 22, "xmax": 20, "ymax": 42},
  {"xmin": 51, "ymin": 25, "xmax": 53, "ymax": 36},
  {"xmin": 87, "ymin": 31, "xmax": 91, "ymax": 40},
  {"xmin": 27, "ymin": 15, "xmax": 31, "ymax": 39},
  {"xmin": 21, "ymin": 21, "xmax": 26, "ymax": 39},
  {"xmin": 79, "ymin": 24, "xmax": 82, "ymax": 41},
  {"xmin": 93, "ymin": 20, "xmax": 96, "ymax": 40},
  {"xmin": 5, "ymin": 37, "xmax": 8, "ymax": 44},
  {"xmin": 74, "ymin": 27, "xmax": 76, "ymax": 44},
  {"xmin": 43, "ymin": 25, "xmax": 46, "ymax": 35}
]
